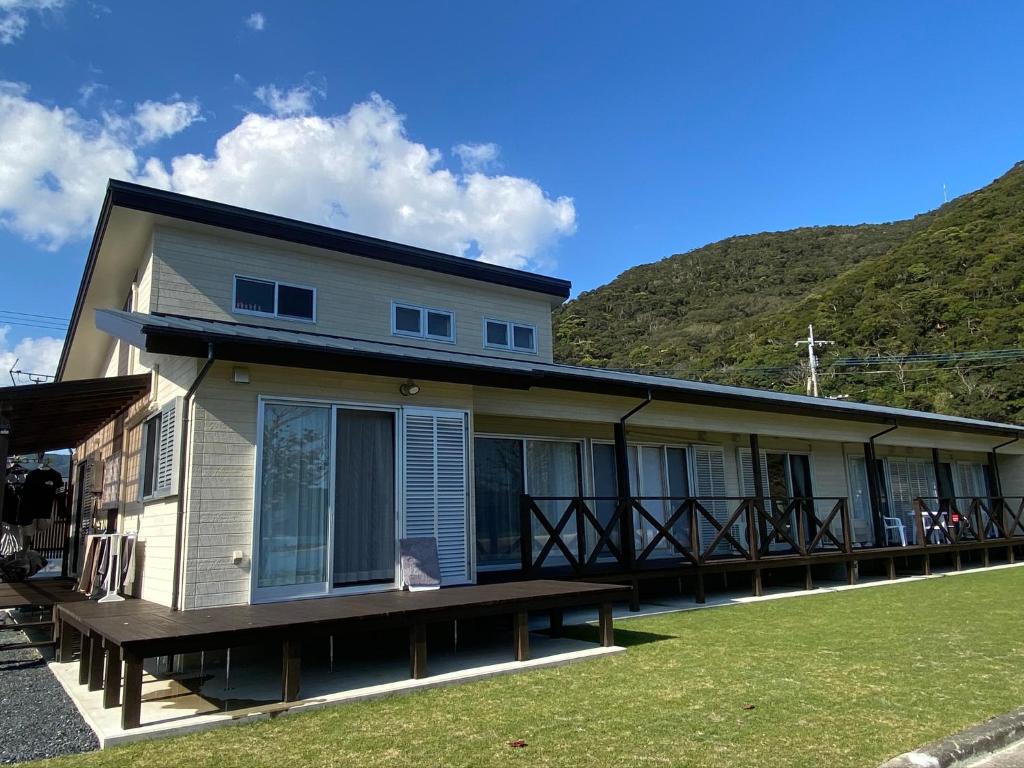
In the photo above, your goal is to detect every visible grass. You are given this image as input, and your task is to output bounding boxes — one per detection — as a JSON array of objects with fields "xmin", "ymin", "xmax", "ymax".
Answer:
[{"xmin": 31, "ymin": 567, "xmax": 1024, "ymax": 768}]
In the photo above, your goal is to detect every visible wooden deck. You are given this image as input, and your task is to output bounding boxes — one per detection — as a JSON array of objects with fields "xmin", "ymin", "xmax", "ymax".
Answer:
[
  {"xmin": 0, "ymin": 578, "xmax": 85, "ymax": 611},
  {"xmin": 0, "ymin": 578, "xmax": 87, "ymax": 653},
  {"xmin": 56, "ymin": 579, "xmax": 630, "ymax": 730}
]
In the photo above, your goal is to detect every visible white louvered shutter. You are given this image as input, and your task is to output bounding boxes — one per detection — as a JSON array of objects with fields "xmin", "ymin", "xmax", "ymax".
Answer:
[
  {"xmin": 692, "ymin": 445, "xmax": 732, "ymax": 555},
  {"xmin": 737, "ymin": 449, "xmax": 771, "ymax": 497},
  {"xmin": 885, "ymin": 458, "xmax": 913, "ymax": 516},
  {"xmin": 402, "ymin": 409, "xmax": 471, "ymax": 585},
  {"xmin": 154, "ymin": 397, "xmax": 182, "ymax": 496}
]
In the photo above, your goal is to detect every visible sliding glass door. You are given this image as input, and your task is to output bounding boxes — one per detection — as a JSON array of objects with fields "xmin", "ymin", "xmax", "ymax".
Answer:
[
  {"xmin": 333, "ymin": 408, "xmax": 396, "ymax": 588},
  {"xmin": 255, "ymin": 403, "xmax": 332, "ymax": 600},
  {"xmin": 254, "ymin": 400, "xmax": 399, "ymax": 602}
]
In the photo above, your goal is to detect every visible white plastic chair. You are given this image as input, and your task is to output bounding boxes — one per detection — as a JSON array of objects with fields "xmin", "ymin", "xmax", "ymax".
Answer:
[{"xmin": 881, "ymin": 516, "xmax": 907, "ymax": 547}]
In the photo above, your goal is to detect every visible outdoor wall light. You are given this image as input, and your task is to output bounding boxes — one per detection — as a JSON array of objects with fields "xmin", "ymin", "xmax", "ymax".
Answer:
[{"xmin": 400, "ymin": 379, "xmax": 421, "ymax": 397}]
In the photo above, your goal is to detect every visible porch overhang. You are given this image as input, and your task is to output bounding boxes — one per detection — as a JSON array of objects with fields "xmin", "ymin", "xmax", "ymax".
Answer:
[
  {"xmin": 0, "ymin": 374, "xmax": 150, "ymax": 454},
  {"xmin": 95, "ymin": 309, "xmax": 1024, "ymax": 440}
]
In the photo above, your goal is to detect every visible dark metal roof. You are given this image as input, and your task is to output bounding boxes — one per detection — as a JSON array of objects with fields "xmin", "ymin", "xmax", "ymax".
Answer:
[
  {"xmin": 97, "ymin": 310, "xmax": 1024, "ymax": 438},
  {"xmin": 0, "ymin": 374, "xmax": 150, "ymax": 453}
]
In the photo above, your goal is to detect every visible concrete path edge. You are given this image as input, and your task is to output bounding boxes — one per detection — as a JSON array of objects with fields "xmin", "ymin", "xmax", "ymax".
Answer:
[{"xmin": 880, "ymin": 707, "xmax": 1024, "ymax": 768}]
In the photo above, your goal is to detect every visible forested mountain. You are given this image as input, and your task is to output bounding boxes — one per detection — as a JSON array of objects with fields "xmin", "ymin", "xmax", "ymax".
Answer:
[{"xmin": 553, "ymin": 163, "xmax": 1024, "ymax": 424}]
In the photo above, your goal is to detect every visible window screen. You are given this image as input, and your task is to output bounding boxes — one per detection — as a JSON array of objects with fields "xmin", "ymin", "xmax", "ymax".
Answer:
[
  {"xmin": 277, "ymin": 284, "xmax": 314, "ymax": 320},
  {"xmin": 234, "ymin": 277, "xmax": 275, "ymax": 314}
]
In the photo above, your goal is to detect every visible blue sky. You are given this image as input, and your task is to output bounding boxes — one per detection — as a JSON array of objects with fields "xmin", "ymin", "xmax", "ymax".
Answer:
[{"xmin": 1, "ymin": 1, "xmax": 1023, "ymax": 379}]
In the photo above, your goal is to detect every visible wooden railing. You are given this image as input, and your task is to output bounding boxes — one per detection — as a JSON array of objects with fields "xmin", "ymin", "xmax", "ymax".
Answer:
[
  {"xmin": 912, "ymin": 497, "xmax": 1024, "ymax": 546},
  {"xmin": 520, "ymin": 495, "xmax": 853, "ymax": 575}
]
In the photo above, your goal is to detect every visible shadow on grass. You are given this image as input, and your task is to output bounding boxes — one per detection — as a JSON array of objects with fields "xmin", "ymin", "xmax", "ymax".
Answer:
[{"xmin": 551, "ymin": 624, "xmax": 675, "ymax": 648}]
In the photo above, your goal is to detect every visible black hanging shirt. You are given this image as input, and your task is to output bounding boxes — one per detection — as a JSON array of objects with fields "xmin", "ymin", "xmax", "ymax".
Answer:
[{"xmin": 20, "ymin": 467, "xmax": 64, "ymax": 522}]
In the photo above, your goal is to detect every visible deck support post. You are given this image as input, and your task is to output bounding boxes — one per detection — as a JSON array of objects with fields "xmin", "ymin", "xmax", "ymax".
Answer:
[
  {"xmin": 513, "ymin": 611, "xmax": 529, "ymax": 661},
  {"xmin": 281, "ymin": 639, "xmax": 301, "ymax": 702},
  {"xmin": 954, "ymin": 550, "xmax": 962, "ymax": 571},
  {"xmin": 887, "ymin": 557, "xmax": 896, "ymax": 580},
  {"xmin": 409, "ymin": 624, "xmax": 427, "ymax": 679},
  {"xmin": 629, "ymin": 579, "xmax": 640, "ymax": 612},
  {"xmin": 102, "ymin": 641, "xmax": 121, "ymax": 709},
  {"xmin": 87, "ymin": 632, "xmax": 105, "ymax": 692},
  {"xmin": 121, "ymin": 651, "xmax": 143, "ymax": 730},
  {"xmin": 57, "ymin": 617, "xmax": 77, "ymax": 663},
  {"xmin": 695, "ymin": 572, "xmax": 706, "ymax": 604},
  {"xmin": 804, "ymin": 565, "xmax": 813, "ymax": 591},
  {"xmin": 548, "ymin": 610, "xmax": 563, "ymax": 637},
  {"xmin": 922, "ymin": 553, "xmax": 931, "ymax": 576},
  {"xmin": 78, "ymin": 632, "xmax": 92, "ymax": 685},
  {"xmin": 598, "ymin": 603, "xmax": 614, "ymax": 647},
  {"xmin": 1008, "ymin": 544, "xmax": 1015, "ymax": 564},
  {"xmin": 845, "ymin": 560, "xmax": 857, "ymax": 585},
  {"xmin": 982, "ymin": 547, "xmax": 990, "ymax": 568}
]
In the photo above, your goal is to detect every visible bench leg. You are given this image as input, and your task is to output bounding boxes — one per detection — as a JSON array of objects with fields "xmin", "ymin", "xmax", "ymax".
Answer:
[
  {"xmin": 87, "ymin": 633, "xmax": 105, "ymax": 692},
  {"xmin": 122, "ymin": 651, "xmax": 143, "ymax": 730},
  {"xmin": 103, "ymin": 642, "xmax": 121, "ymax": 709},
  {"xmin": 409, "ymin": 624, "xmax": 427, "ymax": 679},
  {"xmin": 598, "ymin": 603, "xmax": 614, "ymax": 647},
  {"xmin": 78, "ymin": 632, "xmax": 92, "ymax": 685},
  {"xmin": 548, "ymin": 610, "xmax": 563, "ymax": 637},
  {"xmin": 281, "ymin": 639, "xmax": 301, "ymax": 702},
  {"xmin": 513, "ymin": 611, "xmax": 529, "ymax": 661}
]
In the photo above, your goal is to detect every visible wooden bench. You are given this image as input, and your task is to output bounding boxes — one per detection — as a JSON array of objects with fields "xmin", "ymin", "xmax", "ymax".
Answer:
[{"xmin": 57, "ymin": 579, "xmax": 629, "ymax": 730}]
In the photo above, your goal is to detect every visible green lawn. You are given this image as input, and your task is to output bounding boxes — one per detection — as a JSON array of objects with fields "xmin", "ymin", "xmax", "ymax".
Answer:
[{"xmin": 33, "ymin": 567, "xmax": 1024, "ymax": 768}]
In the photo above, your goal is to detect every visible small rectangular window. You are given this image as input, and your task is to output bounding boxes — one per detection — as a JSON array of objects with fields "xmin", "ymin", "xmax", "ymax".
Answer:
[
  {"xmin": 392, "ymin": 303, "xmax": 455, "ymax": 342},
  {"xmin": 512, "ymin": 324, "xmax": 535, "ymax": 352},
  {"xmin": 141, "ymin": 413, "xmax": 160, "ymax": 498},
  {"xmin": 394, "ymin": 305, "xmax": 421, "ymax": 334},
  {"xmin": 277, "ymin": 284, "xmax": 315, "ymax": 320},
  {"xmin": 483, "ymin": 318, "xmax": 537, "ymax": 353},
  {"xmin": 485, "ymin": 320, "xmax": 508, "ymax": 347},
  {"xmin": 233, "ymin": 275, "xmax": 315, "ymax": 322},
  {"xmin": 426, "ymin": 310, "xmax": 452, "ymax": 339}
]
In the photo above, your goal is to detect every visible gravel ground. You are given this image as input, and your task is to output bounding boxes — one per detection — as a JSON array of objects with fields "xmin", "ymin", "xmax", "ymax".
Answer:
[{"xmin": 0, "ymin": 625, "xmax": 99, "ymax": 764}]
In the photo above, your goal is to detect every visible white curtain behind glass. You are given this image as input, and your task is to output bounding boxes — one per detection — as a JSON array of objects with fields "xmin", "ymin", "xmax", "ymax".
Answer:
[
  {"xmin": 526, "ymin": 440, "xmax": 580, "ymax": 559},
  {"xmin": 258, "ymin": 404, "xmax": 330, "ymax": 589}
]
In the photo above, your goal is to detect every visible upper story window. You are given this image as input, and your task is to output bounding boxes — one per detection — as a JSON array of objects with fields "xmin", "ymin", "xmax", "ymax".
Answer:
[
  {"xmin": 484, "ymin": 318, "xmax": 537, "ymax": 354},
  {"xmin": 392, "ymin": 302, "xmax": 455, "ymax": 343},
  {"xmin": 233, "ymin": 275, "xmax": 316, "ymax": 322}
]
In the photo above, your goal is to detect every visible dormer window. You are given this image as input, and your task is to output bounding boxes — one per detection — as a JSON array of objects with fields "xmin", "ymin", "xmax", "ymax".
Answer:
[
  {"xmin": 233, "ymin": 275, "xmax": 315, "ymax": 322},
  {"xmin": 484, "ymin": 319, "xmax": 537, "ymax": 354},
  {"xmin": 392, "ymin": 302, "xmax": 455, "ymax": 343}
]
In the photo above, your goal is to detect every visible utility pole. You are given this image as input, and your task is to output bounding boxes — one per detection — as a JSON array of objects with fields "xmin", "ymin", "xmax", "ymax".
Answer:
[{"xmin": 795, "ymin": 324, "xmax": 833, "ymax": 397}]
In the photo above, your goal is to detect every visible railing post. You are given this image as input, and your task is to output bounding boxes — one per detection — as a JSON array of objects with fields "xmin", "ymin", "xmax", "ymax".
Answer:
[
  {"xmin": 574, "ymin": 498, "xmax": 587, "ymax": 571},
  {"xmin": 613, "ymin": 421, "xmax": 637, "ymax": 572},
  {"xmin": 519, "ymin": 494, "xmax": 533, "ymax": 575},
  {"xmin": 840, "ymin": 499, "xmax": 853, "ymax": 554},
  {"xmin": 746, "ymin": 500, "xmax": 763, "ymax": 596},
  {"xmin": 794, "ymin": 499, "xmax": 807, "ymax": 556}
]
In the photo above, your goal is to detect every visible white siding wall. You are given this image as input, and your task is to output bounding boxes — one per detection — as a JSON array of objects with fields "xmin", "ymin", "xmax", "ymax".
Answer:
[{"xmin": 150, "ymin": 226, "xmax": 557, "ymax": 362}]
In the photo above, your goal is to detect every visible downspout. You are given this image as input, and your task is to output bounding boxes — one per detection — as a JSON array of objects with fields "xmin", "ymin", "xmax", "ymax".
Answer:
[
  {"xmin": 989, "ymin": 434, "xmax": 1020, "ymax": 499},
  {"xmin": 614, "ymin": 390, "xmax": 653, "ymax": 573},
  {"xmin": 170, "ymin": 343, "xmax": 216, "ymax": 611},
  {"xmin": 865, "ymin": 423, "xmax": 898, "ymax": 548}
]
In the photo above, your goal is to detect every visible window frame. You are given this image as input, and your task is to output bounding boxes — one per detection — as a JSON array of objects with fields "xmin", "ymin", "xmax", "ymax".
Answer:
[
  {"xmin": 139, "ymin": 411, "xmax": 162, "ymax": 501},
  {"xmin": 232, "ymin": 274, "xmax": 317, "ymax": 323},
  {"xmin": 482, "ymin": 318, "xmax": 538, "ymax": 354},
  {"xmin": 390, "ymin": 301, "xmax": 456, "ymax": 343}
]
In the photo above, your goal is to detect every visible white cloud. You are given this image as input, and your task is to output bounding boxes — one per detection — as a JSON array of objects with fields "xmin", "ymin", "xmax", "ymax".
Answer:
[
  {"xmin": 132, "ymin": 98, "xmax": 201, "ymax": 143},
  {"xmin": 254, "ymin": 84, "xmax": 321, "ymax": 117},
  {"xmin": 0, "ymin": 326, "xmax": 63, "ymax": 383},
  {"xmin": 453, "ymin": 142, "xmax": 500, "ymax": 173},
  {"xmin": 0, "ymin": 86, "xmax": 576, "ymax": 269},
  {"xmin": 244, "ymin": 11, "xmax": 264, "ymax": 30},
  {"xmin": 0, "ymin": 0, "xmax": 63, "ymax": 44}
]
